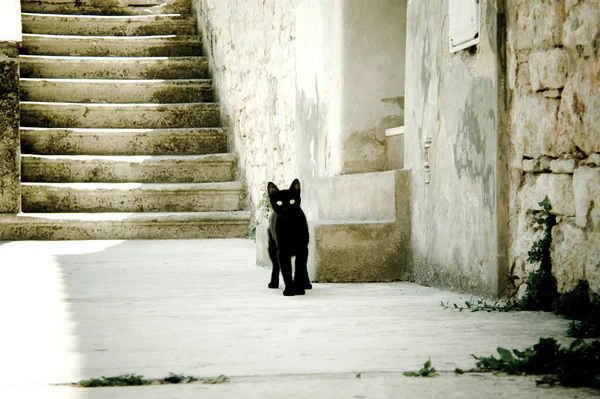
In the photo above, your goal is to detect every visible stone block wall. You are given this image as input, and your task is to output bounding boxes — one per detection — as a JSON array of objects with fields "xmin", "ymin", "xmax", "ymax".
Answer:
[{"xmin": 507, "ymin": 0, "xmax": 600, "ymax": 295}]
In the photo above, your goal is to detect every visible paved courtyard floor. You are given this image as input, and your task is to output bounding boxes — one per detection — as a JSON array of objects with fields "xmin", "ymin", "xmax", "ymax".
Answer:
[{"xmin": 0, "ymin": 239, "xmax": 596, "ymax": 398}]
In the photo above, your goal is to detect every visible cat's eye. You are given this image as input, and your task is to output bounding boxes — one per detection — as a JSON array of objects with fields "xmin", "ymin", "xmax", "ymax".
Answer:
[
  {"xmin": 289, "ymin": 199, "xmax": 295, "ymax": 205},
  {"xmin": 276, "ymin": 201, "xmax": 283, "ymax": 206}
]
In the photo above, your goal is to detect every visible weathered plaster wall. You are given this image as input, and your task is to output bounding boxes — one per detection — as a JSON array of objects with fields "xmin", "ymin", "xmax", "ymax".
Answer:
[
  {"xmin": 506, "ymin": 0, "xmax": 600, "ymax": 295},
  {"xmin": 0, "ymin": 0, "xmax": 22, "ymax": 213},
  {"xmin": 194, "ymin": 0, "xmax": 407, "ymax": 226},
  {"xmin": 195, "ymin": 0, "xmax": 408, "ymax": 282},
  {"xmin": 191, "ymin": 0, "xmax": 300, "ymax": 225},
  {"xmin": 294, "ymin": 0, "xmax": 343, "ymax": 221},
  {"xmin": 338, "ymin": 1, "xmax": 406, "ymax": 174},
  {"xmin": 404, "ymin": 0, "xmax": 505, "ymax": 295}
]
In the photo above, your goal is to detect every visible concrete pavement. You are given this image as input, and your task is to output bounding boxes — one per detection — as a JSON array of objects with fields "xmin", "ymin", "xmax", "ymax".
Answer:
[{"xmin": 0, "ymin": 239, "xmax": 596, "ymax": 398}]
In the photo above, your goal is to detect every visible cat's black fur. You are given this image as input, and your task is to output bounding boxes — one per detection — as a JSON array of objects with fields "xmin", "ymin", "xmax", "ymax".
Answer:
[{"xmin": 267, "ymin": 179, "xmax": 312, "ymax": 296}]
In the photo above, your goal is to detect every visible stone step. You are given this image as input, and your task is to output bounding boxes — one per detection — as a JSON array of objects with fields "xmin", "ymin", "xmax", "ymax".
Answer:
[
  {"xmin": 21, "ymin": 102, "xmax": 220, "ymax": 129},
  {"xmin": 0, "ymin": 211, "xmax": 251, "ymax": 240},
  {"xmin": 20, "ymin": 127, "xmax": 228, "ymax": 155},
  {"xmin": 310, "ymin": 220, "xmax": 409, "ymax": 282},
  {"xmin": 21, "ymin": 34, "xmax": 202, "ymax": 57},
  {"xmin": 21, "ymin": 154, "xmax": 236, "ymax": 183},
  {"xmin": 21, "ymin": 13, "xmax": 197, "ymax": 36},
  {"xmin": 21, "ymin": 182, "xmax": 245, "ymax": 213},
  {"xmin": 20, "ymin": 78, "xmax": 214, "ymax": 103},
  {"xmin": 318, "ymin": 171, "xmax": 398, "ymax": 221},
  {"xmin": 21, "ymin": 0, "xmax": 190, "ymax": 16},
  {"xmin": 20, "ymin": 55, "xmax": 209, "ymax": 79}
]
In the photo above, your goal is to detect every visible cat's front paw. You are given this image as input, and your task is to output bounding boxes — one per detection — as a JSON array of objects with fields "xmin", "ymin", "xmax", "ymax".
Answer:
[
  {"xmin": 294, "ymin": 287, "xmax": 306, "ymax": 295},
  {"xmin": 283, "ymin": 288, "xmax": 295, "ymax": 296},
  {"xmin": 268, "ymin": 281, "xmax": 279, "ymax": 289},
  {"xmin": 304, "ymin": 282, "xmax": 312, "ymax": 289}
]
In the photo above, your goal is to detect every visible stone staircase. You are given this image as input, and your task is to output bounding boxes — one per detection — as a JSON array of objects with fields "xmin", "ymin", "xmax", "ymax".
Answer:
[{"xmin": 0, "ymin": 0, "xmax": 250, "ymax": 239}]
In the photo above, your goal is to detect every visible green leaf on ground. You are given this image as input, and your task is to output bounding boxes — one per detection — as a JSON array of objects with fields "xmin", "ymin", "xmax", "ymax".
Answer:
[{"xmin": 403, "ymin": 358, "xmax": 438, "ymax": 377}]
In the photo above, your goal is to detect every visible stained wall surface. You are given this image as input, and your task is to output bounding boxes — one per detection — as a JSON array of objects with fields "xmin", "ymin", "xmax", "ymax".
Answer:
[
  {"xmin": 404, "ymin": 0, "xmax": 506, "ymax": 295},
  {"xmin": 193, "ymin": 0, "xmax": 406, "ymax": 225},
  {"xmin": 0, "ymin": 0, "xmax": 22, "ymax": 213}
]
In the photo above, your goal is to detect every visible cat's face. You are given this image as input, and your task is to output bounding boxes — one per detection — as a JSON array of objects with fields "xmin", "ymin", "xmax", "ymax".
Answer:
[{"xmin": 267, "ymin": 179, "xmax": 302, "ymax": 217}]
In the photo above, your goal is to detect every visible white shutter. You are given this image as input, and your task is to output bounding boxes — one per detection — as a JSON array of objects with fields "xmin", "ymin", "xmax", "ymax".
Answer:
[{"xmin": 449, "ymin": 0, "xmax": 480, "ymax": 53}]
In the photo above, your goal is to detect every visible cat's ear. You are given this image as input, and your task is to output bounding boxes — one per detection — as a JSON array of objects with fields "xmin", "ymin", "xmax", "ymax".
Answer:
[
  {"xmin": 267, "ymin": 182, "xmax": 279, "ymax": 197},
  {"xmin": 290, "ymin": 179, "xmax": 301, "ymax": 192}
]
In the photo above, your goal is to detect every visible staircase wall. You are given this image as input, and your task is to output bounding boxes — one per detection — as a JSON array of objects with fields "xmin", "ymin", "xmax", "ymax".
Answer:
[
  {"xmin": 192, "ymin": 0, "xmax": 406, "ymax": 224},
  {"xmin": 0, "ymin": 0, "xmax": 21, "ymax": 213},
  {"xmin": 191, "ymin": 0, "xmax": 302, "ymax": 223}
]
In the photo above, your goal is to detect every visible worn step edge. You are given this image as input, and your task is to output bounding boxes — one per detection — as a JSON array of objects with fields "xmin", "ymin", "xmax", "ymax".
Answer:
[
  {"xmin": 20, "ymin": 78, "xmax": 214, "ymax": 103},
  {"xmin": 21, "ymin": 154, "xmax": 236, "ymax": 183},
  {"xmin": 21, "ymin": 13, "xmax": 196, "ymax": 36},
  {"xmin": 22, "ymin": 153, "xmax": 235, "ymax": 163},
  {"xmin": 20, "ymin": 102, "xmax": 221, "ymax": 129},
  {"xmin": 19, "ymin": 55, "xmax": 209, "ymax": 79},
  {"xmin": 21, "ymin": 182, "xmax": 245, "ymax": 212},
  {"xmin": 21, "ymin": 0, "xmax": 191, "ymax": 16},
  {"xmin": 0, "ymin": 212, "xmax": 251, "ymax": 240},
  {"xmin": 0, "ymin": 211, "xmax": 250, "ymax": 223},
  {"xmin": 21, "ymin": 34, "xmax": 203, "ymax": 57},
  {"xmin": 20, "ymin": 127, "xmax": 228, "ymax": 155},
  {"xmin": 21, "ymin": 182, "xmax": 244, "ymax": 191}
]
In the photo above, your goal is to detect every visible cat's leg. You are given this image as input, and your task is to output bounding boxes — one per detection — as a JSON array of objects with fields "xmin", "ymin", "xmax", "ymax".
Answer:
[
  {"xmin": 277, "ymin": 253, "xmax": 295, "ymax": 296},
  {"xmin": 293, "ymin": 247, "xmax": 311, "ymax": 293},
  {"xmin": 267, "ymin": 236, "xmax": 279, "ymax": 289}
]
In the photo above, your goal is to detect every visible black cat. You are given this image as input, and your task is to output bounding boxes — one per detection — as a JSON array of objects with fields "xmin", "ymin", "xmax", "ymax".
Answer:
[{"xmin": 267, "ymin": 179, "xmax": 312, "ymax": 296}]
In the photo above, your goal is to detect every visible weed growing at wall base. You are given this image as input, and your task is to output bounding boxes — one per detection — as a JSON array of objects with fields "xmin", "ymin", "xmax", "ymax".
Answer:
[
  {"xmin": 556, "ymin": 280, "xmax": 600, "ymax": 339},
  {"xmin": 520, "ymin": 196, "xmax": 557, "ymax": 312},
  {"xmin": 471, "ymin": 338, "xmax": 600, "ymax": 389},
  {"xmin": 441, "ymin": 196, "xmax": 600, "ymax": 338}
]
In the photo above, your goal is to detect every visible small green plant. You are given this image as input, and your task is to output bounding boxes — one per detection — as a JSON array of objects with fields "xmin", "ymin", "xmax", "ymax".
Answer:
[
  {"xmin": 163, "ymin": 373, "xmax": 198, "ymax": 384},
  {"xmin": 471, "ymin": 338, "xmax": 600, "ymax": 389},
  {"xmin": 568, "ymin": 319, "xmax": 600, "ymax": 338},
  {"xmin": 201, "ymin": 375, "xmax": 230, "ymax": 384},
  {"xmin": 77, "ymin": 373, "xmax": 224, "ymax": 387},
  {"xmin": 520, "ymin": 196, "xmax": 558, "ymax": 312},
  {"xmin": 556, "ymin": 281, "xmax": 600, "ymax": 338},
  {"xmin": 403, "ymin": 358, "xmax": 438, "ymax": 377},
  {"xmin": 259, "ymin": 186, "xmax": 271, "ymax": 221},
  {"xmin": 526, "ymin": 197, "xmax": 555, "ymax": 268},
  {"xmin": 78, "ymin": 374, "xmax": 150, "ymax": 387},
  {"xmin": 441, "ymin": 299, "xmax": 521, "ymax": 312}
]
